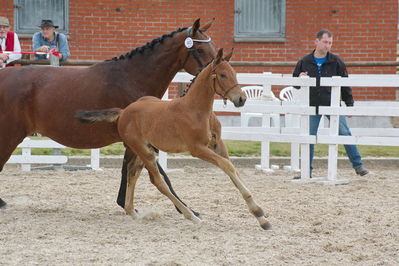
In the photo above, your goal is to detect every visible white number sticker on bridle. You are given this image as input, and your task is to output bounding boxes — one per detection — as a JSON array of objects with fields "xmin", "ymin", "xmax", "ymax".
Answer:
[{"xmin": 184, "ymin": 37, "xmax": 194, "ymax": 48}]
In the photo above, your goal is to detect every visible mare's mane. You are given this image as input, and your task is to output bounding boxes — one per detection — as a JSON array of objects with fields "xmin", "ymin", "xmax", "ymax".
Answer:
[{"xmin": 108, "ymin": 27, "xmax": 202, "ymax": 62}]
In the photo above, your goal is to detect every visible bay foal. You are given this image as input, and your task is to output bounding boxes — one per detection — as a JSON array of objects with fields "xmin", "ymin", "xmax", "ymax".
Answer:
[{"xmin": 77, "ymin": 49, "xmax": 271, "ymax": 230}]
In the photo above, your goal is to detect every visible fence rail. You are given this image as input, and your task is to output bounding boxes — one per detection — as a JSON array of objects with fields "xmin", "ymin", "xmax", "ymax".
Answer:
[
  {"xmin": 5, "ymin": 70, "xmax": 399, "ymax": 184},
  {"xmin": 163, "ymin": 73, "xmax": 399, "ymax": 184}
]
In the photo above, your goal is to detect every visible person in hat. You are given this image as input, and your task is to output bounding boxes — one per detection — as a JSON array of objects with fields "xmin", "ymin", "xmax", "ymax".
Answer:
[
  {"xmin": 0, "ymin": 16, "xmax": 22, "ymax": 68},
  {"xmin": 32, "ymin": 19, "xmax": 70, "ymax": 61}
]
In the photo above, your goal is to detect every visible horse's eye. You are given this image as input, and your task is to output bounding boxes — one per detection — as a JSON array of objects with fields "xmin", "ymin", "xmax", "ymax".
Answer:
[
  {"xmin": 220, "ymin": 74, "xmax": 226, "ymax": 78},
  {"xmin": 197, "ymin": 48, "xmax": 204, "ymax": 54}
]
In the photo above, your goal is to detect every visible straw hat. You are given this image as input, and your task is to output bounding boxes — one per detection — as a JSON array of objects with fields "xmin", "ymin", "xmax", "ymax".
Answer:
[{"xmin": 0, "ymin": 17, "xmax": 10, "ymax": 27}]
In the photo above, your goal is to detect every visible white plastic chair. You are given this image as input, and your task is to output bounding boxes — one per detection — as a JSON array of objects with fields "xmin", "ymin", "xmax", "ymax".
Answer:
[
  {"xmin": 279, "ymin": 86, "xmax": 295, "ymax": 101},
  {"xmin": 242, "ymin": 86, "xmax": 263, "ymax": 99},
  {"xmin": 240, "ymin": 86, "xmax": 279, "ymax": 127}
]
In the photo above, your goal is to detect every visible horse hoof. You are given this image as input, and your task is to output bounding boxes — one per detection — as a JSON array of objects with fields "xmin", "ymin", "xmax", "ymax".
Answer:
[
  {"xmin": 127, "ymin": 210, "xmax": 139, "ymax": 219},
  {"xmin": 0, "ymin": 198, "xmax": 6, "ymax": 209},
  {"xmin": 260, "ymin": 221, "xmax": 272, "ymax": 230},
  {"xmin": 192, "ymin": 210, "xmax": 201, "ymax": 218},
  {"xmin": 191, "ymin": 215, "xmax": 202, "ymax": 224}
]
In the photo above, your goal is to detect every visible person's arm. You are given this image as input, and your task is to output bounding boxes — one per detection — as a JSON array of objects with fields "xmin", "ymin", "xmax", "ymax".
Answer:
[
  {"xmin": 32, "ymin": 32, "xmax": 45, "ymax": 60},
  {"xmin": 337, "ymin": 58, "xmax": 354, "ymax": 106},
  {"xmin": 57, "ymin": 33, "xmax": 70, "ymax": 61},
  {"xmin": 7, "ymin": 32, "xmax": 22, "ymax": 63},
  {"xmin": 292, "ymin": 59, "xmax": 307, "ymax": 89},
  {"xmin": 293, "ymin": 60, "xmax": 302, "ymax": 77}
]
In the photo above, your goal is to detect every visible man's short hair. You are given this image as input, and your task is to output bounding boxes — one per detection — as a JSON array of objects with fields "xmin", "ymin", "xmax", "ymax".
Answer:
[{"xmin": 316, "ymin": 29, "xmax": 332, "ymax": 39}]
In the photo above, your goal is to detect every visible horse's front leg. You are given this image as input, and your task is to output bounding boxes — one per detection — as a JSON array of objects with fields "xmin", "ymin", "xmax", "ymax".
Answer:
[
  {"xmin": 116, "ymin": 147, "xmax": 200, "ymax": 216},
  {"xmin": 0, "ymin": 116, "xmax": 28, "ymax": 209},
  {"xmin": 190, "ymin": 145, "xmax": 271, "ymax": 230}
]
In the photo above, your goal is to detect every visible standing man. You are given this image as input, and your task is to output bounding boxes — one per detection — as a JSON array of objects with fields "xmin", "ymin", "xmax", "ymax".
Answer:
[
  {"xmin": 32, "ymin": 19, "xmax": 70, "ymax": 61},
  {"xmin": 0, "ymin": 16, "xmax": 21, "ymax": 68},
  {"xmin": 293, "ymin": 29, "xmax": 369, "ymax": 179}
]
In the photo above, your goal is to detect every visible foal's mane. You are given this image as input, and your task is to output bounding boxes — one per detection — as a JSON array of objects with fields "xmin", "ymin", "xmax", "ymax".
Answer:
[
  {"xmin": 108, "ymin": 27, "xmax": 191, "ymax": 62},
  {"xmin": 180, "ymin": 61, "xmax": 213, "ymax": 97}
]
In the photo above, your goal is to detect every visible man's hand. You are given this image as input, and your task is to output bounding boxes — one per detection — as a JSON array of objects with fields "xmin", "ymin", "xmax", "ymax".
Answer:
[
  {"xmin": 37, "ymin": 45, "xmax": 50, "ymax": 53},
  {"xmin": 0, "ymin": 53, "xmax": 9, "ymax": 61},
  {"xmin": 49, "ymin": 48, "xmax": 62, "ymax": 59},
  {"xmin": 299, "ymin": 72, "xmax": 308, "ymax": 77}
]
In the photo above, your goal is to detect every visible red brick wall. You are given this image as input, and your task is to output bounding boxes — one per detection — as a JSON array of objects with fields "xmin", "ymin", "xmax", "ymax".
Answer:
[{"xmin": 3, "ymin": 0, "xmax": 398, "ymax": 100}]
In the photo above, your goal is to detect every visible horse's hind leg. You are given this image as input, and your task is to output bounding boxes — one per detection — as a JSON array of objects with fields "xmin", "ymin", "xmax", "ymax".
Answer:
[
  {"xmin": 129, "ymin": 144, "xmax": 200, "ymax": 223},
  {"xmin": 124, "ymin": 154, "xmax": 144, "ymax": 217},
  {"xmin": 191, "ymin": 145, "xmax": 271, "ymax": 230},
  {"xmin": 117, "ymin": 147, "xmax": 200, "ymax": 216},
  {"xmin": 117, "ymin": 148, "xmax": 134, "ymax": 208},
  {"xmin": 209, "ymin": 113, "xmax": 229, "ymax": 159},
  {"xmin": 156, "ymin": 160, "xmax": 200, "ymax": 217}
]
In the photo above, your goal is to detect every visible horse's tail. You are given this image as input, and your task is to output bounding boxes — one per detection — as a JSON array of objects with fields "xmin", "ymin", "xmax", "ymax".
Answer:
[{"xmin": 76, "ymin": 108, "xmax": 122, "ymax": 123}]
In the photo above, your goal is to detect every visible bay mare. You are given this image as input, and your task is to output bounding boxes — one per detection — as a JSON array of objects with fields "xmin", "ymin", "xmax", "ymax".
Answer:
[
  {"xmin": 0, "ymin": 19, "xmax": 219, "ymax": 213},
  {"xmin": 77, "ymin": 49, "xmax": 271, "ymax": 230}
]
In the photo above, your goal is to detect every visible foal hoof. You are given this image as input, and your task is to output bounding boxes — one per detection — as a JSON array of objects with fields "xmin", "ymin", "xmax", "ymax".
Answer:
[
  {"xmin": 191, "ymin": 215, "xmax": 202, "ymax": 224},
  {"xmin": 124, "ymin": 208, "xmax": 139, "ymax": 217},
  {"xmin": 260, "ymin": 221, "xmax": 272, "ymax": 230},
  {"xmin": 0, "ymin": 198, "xmax": 6, "ymax": 209}
]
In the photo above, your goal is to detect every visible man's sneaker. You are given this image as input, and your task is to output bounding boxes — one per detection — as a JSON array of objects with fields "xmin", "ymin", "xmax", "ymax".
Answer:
[{"xmin": 355, "ymin": 165, "xmax": 369, "ymax": 176}]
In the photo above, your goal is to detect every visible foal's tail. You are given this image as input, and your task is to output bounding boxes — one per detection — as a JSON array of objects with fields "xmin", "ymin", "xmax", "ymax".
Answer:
[{"xmin": 76, "ymin": 108, "xmax": 122, "ymax": 123}]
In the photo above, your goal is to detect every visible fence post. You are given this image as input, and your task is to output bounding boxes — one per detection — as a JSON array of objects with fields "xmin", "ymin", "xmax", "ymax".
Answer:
[
  {"xmin": 21, "ymin": 147, "xmax": 31, "ymax": 171},
  {"xmin": 255, "ymin": 73, "xmax": 279, "ymax": 172},
  {"xmin": 325, "ymin": 76, "xmax": 349, "ymax": 184},
  {"xmin": 298, "ymin": 76, "xmax": 311, "ymax": 180},
  {"xmin": 90, "ymin": 149, "xmax": 101, "ymax": 170}
]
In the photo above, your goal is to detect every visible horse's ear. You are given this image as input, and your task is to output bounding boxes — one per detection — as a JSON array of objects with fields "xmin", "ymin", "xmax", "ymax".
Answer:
[
  {"xmin": 191, "ymin": 18, "xmax": 200, "ymax": 36},
  {"xmin": 224, "ymin": 48, "xmax": 234, "ymax": 62},
  {"xmin": 200, "ymin": 18, "xmax": 215, "ymax": 32},
  {"xmin": 214, "ymin": 48, "xmax": 223, "ymax": 65}
]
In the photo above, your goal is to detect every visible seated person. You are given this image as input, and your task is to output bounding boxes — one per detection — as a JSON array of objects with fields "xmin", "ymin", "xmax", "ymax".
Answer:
[
  {"xmin": 0, "ymin": 16, "xmax": 22, "ymax": 67},
  {"xmin": 32, "ymin": 19, "xmax": 70, "ymax": 61}
]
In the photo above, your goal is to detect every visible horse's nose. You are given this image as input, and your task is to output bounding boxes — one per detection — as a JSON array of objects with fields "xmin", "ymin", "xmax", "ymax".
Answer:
[{"xmin": 238, "ymin": 96, "xmax": 246, "ymax": 107}]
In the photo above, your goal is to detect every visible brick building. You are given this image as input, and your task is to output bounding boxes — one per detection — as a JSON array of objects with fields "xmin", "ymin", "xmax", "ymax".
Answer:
[{"xmin": 3, "ymin": 0, "xmax": 398, "ymax": 100}]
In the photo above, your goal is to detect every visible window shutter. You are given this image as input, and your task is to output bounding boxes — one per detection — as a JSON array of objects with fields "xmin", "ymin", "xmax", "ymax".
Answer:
[
  {"xmin": 234, "ymin": 0, "xmax": 285, "ymax": 41},
  {"xmin": 14, "ymin": 0, "xmax": 69, "ymax": 34}
]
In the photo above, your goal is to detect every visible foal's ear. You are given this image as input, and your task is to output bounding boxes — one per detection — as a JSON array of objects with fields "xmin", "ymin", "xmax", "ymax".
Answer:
[
  {"xmin": 191, "ymin": 18, "xmax": 200, "ymax": 36},
  {"xmin": 214, "ymin": 48, "xmax": 223, "ymax": 65},
  {"xmin": 224, "ymin": 48, "xmax": 234, "ymax": 62},
  {"xmin": 200, "ymin": 18, "xmax": 215, "ymax": 32}
]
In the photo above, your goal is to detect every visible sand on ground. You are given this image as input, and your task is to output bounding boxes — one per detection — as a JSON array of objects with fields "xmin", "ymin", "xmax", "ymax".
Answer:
[{"xmin": 1, "ymin": 165, "xmax": 398, "ymax": 265}]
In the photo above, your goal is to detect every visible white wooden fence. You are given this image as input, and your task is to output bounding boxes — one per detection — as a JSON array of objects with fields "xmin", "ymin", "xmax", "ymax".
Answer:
[
  {"xmin": 6, "ymin": 72, "xmax": 399, "ymax": 183},
  {"xmin": 161, "ymin": 72, "xmax": 399, "ymax": 184},
  {"xmin": 8, "ymin": 137, "xmax": 101, "ymax": 171}
]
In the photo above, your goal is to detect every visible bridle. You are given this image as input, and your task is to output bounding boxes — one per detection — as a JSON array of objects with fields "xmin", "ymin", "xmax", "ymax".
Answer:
[
  {"xmin": 182, "ymin": 27, "xmax": 212, "ymax": 71},
  {"xmin": 211, "ymin": 71, "xmax": 240, "ymax": 103}
]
